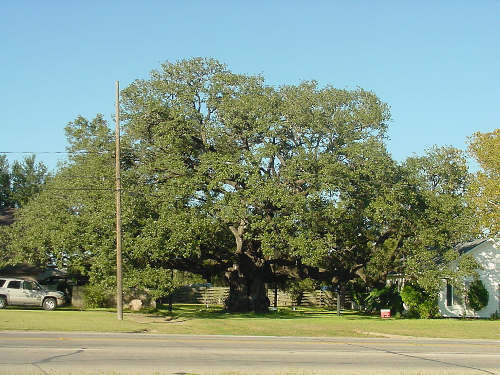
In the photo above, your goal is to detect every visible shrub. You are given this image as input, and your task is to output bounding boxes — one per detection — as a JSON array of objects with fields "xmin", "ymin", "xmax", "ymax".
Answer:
[
  {"xmin": 83, "ymin": 285, "xmax": 111, "ymax": 308},
  {"xmin": 400, "ymin": 283, "xmax": 439, "ymax": 318},
  {"xmin": 400, "ymin": 284, "xmax": 422, "ymax": 307},
  {"xmin": 467, "ymin": 279, "xmax": 489, "ymax": 311},
  {"xmin": 347, "ymin": 280, "xmax": 369, "ymax": 311},
  {"xmin": 418, "ymin": 298, "xmax": 440, "ymax": 319},
  {"xmin": 351, "ymin": 290, "xmax": 369, "ymax": 311},
  {"xmin": 365, "ymin": 285, "xmax": 403, "ymax": 314}
]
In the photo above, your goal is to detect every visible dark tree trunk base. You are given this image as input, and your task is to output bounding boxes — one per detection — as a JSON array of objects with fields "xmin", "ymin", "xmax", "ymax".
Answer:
[{"xmin": 224, "ymin": 262, "xmax": 270, "ymax": 314}]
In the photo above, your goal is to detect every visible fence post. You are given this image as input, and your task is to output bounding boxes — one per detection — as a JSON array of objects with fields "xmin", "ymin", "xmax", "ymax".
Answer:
[{"xmin": 336, "ymin": 291, "xmax": 341, "ymax": 316}]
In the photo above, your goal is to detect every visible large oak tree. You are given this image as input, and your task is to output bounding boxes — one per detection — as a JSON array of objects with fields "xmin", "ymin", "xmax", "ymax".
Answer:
[
  {"xmin": 120, "ymin": 58, "xmax": 393, "ymax": 312},
  {"xmin": 4, "ymin": 58, "xmax": 479, "ymax": 312}
]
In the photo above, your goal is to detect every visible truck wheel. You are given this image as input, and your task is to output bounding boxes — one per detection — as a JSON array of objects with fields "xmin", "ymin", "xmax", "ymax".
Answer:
[
  {"xmin": 0, "ymin": 296, "xmax": 6, "ymax": 309},
  {"xmin": 43, "ymin": 297, "xmax": 57, "ymax": 311}
]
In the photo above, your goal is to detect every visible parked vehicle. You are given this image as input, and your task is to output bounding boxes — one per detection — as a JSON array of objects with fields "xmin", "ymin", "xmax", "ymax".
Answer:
[{"xmin": 0, "ymin": 277, "xmax": 65, "ymax": 310}]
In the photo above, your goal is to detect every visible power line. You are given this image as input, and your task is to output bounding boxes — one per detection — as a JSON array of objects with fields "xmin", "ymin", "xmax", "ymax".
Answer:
[
  {"xmin": 54, "ymin": 175, "xmax": 114, "ymax": 180},
  {"xmin": 43, "ymin": 188, "xmax": 114, "ymax": 191},
  {"xmin": 0, "ymin": 151, "xmax": 112, "ymax": 155}
]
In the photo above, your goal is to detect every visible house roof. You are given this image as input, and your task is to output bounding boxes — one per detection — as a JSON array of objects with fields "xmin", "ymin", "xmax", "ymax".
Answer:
[
  {"xmin": 0, "ymin": 263, "xmax": 67, "ymax": 282},
  {"xmin": 455, "ymin": 239, "xmax": 489, "ymax": 255}
]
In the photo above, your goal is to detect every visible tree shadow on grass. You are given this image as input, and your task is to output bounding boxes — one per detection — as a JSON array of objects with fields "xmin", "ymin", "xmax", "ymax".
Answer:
[
  {"xmin": 147, "ymin": 304, "xmax": 379, "ymax": 321},
  {"xmin": 4, "ymin": 304, "xmax": 379, "ymax": 322}
]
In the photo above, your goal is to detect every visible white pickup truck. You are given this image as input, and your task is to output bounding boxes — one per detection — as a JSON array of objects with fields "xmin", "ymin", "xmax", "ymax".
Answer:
[{"xmin": 0, "ymin": 277, "xmax": 66, "ymax": 310}]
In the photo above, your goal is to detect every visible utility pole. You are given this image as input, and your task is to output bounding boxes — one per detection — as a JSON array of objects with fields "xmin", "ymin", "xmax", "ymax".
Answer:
[{"xmin": 115, "ymin": 81, "xmax": 123, "ymax": 320}]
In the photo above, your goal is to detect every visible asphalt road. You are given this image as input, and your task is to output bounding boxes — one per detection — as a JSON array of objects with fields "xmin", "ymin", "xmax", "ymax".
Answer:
[{"xmin": 0, "ymin": 331, "xmax": 499, "ymax": 375}]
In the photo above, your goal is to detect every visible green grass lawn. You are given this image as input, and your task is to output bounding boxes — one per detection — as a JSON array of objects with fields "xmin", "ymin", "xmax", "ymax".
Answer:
[{"xmin": 0, "ymin": 304, "xmax": 499, "ymax": 339}]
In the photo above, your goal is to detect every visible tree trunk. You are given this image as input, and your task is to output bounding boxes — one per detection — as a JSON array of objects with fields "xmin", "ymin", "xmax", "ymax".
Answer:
[
  {"xmin": 225, "ymin": 221, "xmax": 270, "ymax": 313},
  {"xmin": 224, "ymin": 252, "xmax": 270, "ymax": 313}
]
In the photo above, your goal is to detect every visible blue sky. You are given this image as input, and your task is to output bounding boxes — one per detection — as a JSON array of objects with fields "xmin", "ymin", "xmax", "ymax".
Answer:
[{"xmin": 1, "ymin": 1, "xmax": 499, "ymax": 171}]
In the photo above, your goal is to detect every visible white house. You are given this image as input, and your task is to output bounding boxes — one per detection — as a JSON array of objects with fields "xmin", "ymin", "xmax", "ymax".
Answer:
[{"xmin": 438, "ymin": 238, "xmax": 500, "ymax": 318}]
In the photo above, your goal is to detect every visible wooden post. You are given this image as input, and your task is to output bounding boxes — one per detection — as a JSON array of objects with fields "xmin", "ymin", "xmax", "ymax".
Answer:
[
  {"xmin": 115, "ymin": 81, "xmax": 123, "ymax": 321},
  {"xmin": 168, "ymin": 268, "xmax": 173, "ymax": 312},
  {"xmin": 336, "ymin": 291, "xmax": 341, "ymax": 316},
  {"xmin": 274, "ymin": 283, "xmax": 278, "ymax": 309}
]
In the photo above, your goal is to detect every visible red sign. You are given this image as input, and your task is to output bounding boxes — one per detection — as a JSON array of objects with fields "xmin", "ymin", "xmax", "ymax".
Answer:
[{"xmin": 380, "ymin": 309, "xmax": 391, "ymax": 318}]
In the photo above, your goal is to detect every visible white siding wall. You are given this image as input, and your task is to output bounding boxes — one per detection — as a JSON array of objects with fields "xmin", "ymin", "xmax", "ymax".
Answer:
[{"xmin": 438, "ymin": 240, "xmax": 500, "ymax": 318}]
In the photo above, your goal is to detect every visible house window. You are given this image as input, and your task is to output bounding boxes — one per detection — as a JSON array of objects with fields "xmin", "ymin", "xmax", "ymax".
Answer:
[
  {"xmin": 446, "ymin": 283, "xmax": 453, "ymax": 306},
  {"xmin": 446, "ymin": 282, "xmax": 463, "ymax": 306}
]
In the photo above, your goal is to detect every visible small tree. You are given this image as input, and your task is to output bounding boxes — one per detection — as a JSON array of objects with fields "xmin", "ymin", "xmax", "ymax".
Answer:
[
  {"xmin": 467, "ymin": 279, "xmax": 489, "ymax": 312},
  {"xmin": 467, "ymin": 129, "xmax": 500, "ymax": 237},
  {"xmin": 0, "ymin": 156, "xmax": 10, "ymax": 208},
  {"xmin": 10, "ymin": 155, "xmax": 48, "ymax": 207}
]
